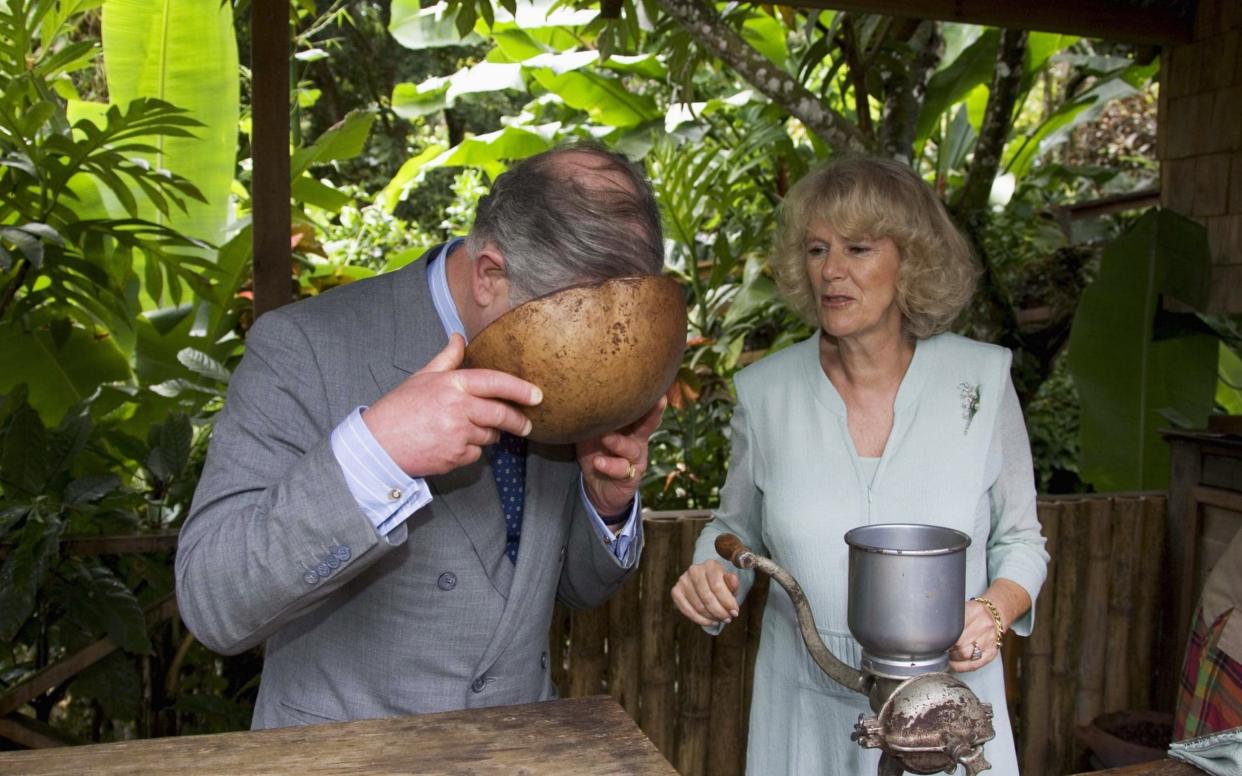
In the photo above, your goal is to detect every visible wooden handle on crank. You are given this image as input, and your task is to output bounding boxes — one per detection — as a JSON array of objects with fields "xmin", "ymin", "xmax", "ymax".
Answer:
[{"xmin": 715, "ymin": 533, "xmax": 749, "ymax": 566}]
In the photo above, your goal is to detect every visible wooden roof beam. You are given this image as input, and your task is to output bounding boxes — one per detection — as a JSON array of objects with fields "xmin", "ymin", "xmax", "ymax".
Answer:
[{"xmin": 785, "ymin": 0, "xmax": 1195, "ymax": 45}]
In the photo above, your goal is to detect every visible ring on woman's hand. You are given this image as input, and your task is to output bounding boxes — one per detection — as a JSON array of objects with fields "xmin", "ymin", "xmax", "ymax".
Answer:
[
  {"xmin": 624, "ymin": 462, "xmax": 637, "ymax": 481},
  {"xmin": 970, "ymin": 642, "xmax": 983, "ymax": 661}
]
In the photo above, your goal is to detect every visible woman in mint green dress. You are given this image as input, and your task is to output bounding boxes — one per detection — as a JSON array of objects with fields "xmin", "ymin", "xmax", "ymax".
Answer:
[{"xmin": 671, "ymin": 157, "xmax": 1049, "ymax": 775}]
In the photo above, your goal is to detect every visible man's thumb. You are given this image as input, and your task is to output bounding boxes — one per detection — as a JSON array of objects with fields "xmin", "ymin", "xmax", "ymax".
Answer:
[{"xmin": 420, "ymin": 333, "xmax": 465, "ymax": 374}]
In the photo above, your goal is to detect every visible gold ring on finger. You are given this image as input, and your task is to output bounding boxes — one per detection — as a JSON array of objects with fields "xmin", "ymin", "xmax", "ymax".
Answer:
[{"xmin": 624, "ymin": 462, "xmax": 637, "ymax": 481}]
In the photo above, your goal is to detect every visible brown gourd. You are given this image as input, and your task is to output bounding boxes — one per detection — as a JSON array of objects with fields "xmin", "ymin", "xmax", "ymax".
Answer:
[{"xmin": 464, "ymin": 275, "xmax": 687, "ymax": 444}]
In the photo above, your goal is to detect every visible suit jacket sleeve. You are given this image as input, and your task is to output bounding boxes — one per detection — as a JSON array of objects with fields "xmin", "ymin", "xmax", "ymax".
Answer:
[
  {"xmin": 175, "ymin": 309, "xmax": 399, "ymax": 655},
  {"xmin": 556, "ymin": 484, "xmax": 644, "ymax": 610}
]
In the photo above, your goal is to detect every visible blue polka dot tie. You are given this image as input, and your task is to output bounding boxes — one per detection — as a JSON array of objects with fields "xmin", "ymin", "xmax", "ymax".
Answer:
[{"xmin": 487, "ymin": 431, "xmax": 527, "ymax": 564}]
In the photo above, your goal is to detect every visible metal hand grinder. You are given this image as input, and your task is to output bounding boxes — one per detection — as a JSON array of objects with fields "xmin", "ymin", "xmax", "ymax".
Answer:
[{"xmin": 716, "ymin": 524, "xmax": 995, "ymax": 776}]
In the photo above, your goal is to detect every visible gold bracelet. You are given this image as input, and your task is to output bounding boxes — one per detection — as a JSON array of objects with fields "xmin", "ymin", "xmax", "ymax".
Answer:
[{"xmin": 972, "ymin": 596, "xmax": 1006, "ymax": 649}]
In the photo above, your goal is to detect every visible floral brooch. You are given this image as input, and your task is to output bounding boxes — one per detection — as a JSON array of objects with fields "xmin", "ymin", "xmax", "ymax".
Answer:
[{"xmin": 958, "ymin": 382, "xmax": 980, "ymax": 434}]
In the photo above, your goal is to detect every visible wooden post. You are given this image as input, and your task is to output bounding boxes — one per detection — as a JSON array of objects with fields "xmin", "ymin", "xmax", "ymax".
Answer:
[
  {"xmin": 250, "ymin": 0, "xmax": 292, "ymax": 317},
  {"xmin": 674, "ymin": 517, "xmax": 713, "ymax": 776},
  {"xmin": 740, "ymin": 571, "xmax": 768, "ymax": 772},
  {"xmin": 1074, "ymin": 497, "xmax": 1113, "ymax": 726},
  {"xmin": 1134, "ymin": 495, "xmax": 1170, "ymax": 711},
  {"xmin": 1020, "ymin": 499, "xmax": 1060, "ymax": 776},
  {"xmin": 1103, "ymin": 497, "xmax": 1141, "ymax": 712},
  {"xmin": 1051, "ymin": 499, "xmax": 1085, "ymax": 773},
  {"xmin": 1163, "ymin": 440, "xmax": 1201, "ymax": 712},
  {"xmin": 567, "ymin": 604, "xmax": 609, "ymax": 698},
  {"xmin": 706, "ymin": 579, "xmax": 749, "ymax": 776},
  {"xmin": 639, "ymin": 517, "xmax": 681, "ymax": 757},
  {"xmin": 607, "ymin": 572, "xmax": 641, "ymax": 718}
]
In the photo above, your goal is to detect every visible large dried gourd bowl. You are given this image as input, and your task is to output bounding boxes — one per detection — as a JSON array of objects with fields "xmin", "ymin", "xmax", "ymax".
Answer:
[{"xmin": 463, "ymin": 275, "xmax": 687, "ymax": 444}]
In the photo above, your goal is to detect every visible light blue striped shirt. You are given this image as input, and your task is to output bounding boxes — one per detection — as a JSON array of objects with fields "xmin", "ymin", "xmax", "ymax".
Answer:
[{"xmin": 329, "ymin": 239, "xmax": 640, "ymax": 563}]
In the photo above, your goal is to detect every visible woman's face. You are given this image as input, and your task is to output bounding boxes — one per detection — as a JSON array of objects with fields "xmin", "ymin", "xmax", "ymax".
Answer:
[{"xmin": 803, "ymin": 220, "xmax": 903, "ymax": 342}]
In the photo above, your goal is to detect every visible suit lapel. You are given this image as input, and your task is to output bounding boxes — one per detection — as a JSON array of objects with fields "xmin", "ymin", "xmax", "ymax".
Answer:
[{"xmin": 475, "ymin": 442, "xmax": 572, "ymax": 671}]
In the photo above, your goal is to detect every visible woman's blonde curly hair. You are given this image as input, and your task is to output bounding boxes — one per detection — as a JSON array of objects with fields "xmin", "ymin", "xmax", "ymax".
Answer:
[{"xmin": 773, "ymin": 156, "xmax": 978, "ymax": 339}]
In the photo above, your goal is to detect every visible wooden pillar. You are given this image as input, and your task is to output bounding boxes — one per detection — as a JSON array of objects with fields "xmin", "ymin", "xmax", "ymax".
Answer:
[{"xmin": 250, "ymin": 0, "xmax": 292, "ymax": 318}]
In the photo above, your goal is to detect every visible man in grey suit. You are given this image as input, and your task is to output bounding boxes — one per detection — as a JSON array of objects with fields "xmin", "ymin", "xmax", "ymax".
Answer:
[{"xmin": 175, "ymin": 144, "xmax": 665, "ymax": 728}]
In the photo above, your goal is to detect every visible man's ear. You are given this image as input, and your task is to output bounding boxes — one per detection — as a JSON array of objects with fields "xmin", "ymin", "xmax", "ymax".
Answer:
[{"xmin": 470, "ymin": 246, "xmax": 509, "ymax": 309}]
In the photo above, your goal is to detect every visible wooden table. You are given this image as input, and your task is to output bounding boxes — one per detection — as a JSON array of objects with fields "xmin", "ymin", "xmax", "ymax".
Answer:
[{"xmin": 0, "ymin": 696, "xmax": 677, "ymax": 775}]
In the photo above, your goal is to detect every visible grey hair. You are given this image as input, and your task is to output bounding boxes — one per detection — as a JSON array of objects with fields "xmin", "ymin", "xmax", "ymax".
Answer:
[{"xmin": 464, "ymin": 142, "xmax": 665, "ymax": 303}]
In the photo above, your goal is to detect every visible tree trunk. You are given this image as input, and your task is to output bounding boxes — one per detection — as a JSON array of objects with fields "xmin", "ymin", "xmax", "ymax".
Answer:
[
  {"xmin": 656, "ymin": 0, "xmax": 871, "ymax": 152},
  {"xmin": 880, "ymin": 20, "xmax": 943, "ymax": 161}
]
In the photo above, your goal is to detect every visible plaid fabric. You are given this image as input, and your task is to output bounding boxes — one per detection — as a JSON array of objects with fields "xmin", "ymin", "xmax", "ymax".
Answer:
[{"xmin": 1176, "ymin": 606, "xmax": 1242, "ymax": 740}]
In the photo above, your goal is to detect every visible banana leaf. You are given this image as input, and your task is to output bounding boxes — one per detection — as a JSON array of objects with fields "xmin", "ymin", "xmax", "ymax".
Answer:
[
  {"xmin": 1067, "ymin": 209, "xmax": 1218, "ymax": 491},
  {"xmin": 100, "ymin": 0, "xmax": 239, "ymax": 248}
]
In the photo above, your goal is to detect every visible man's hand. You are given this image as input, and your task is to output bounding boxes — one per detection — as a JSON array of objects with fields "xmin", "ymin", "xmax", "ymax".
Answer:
[
  {"xmin": 363, "ymin": 334, "xmax": 543, "ymax": 477},
  {"xmin": 576, "ymin": 398, "xmax": 666, "ymax": 518}
]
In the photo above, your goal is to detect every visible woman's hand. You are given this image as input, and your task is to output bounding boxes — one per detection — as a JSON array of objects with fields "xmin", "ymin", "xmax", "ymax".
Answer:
[
  {"xmin": 672, "ymin": 559, "xmax": 741, "ymax": 627},
  {"xmin": 949, "ymin": 579, "xmax": 1031, "ymax": 673},
  {"xmin": 949, "ymin": 599, "xmax": 1001, "ymax": 672}
]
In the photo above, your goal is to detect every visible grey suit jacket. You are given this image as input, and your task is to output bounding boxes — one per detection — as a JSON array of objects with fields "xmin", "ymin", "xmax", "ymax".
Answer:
[{"xmin": 175, "ymin": 251, "xmax": 643, "ymax": 729}]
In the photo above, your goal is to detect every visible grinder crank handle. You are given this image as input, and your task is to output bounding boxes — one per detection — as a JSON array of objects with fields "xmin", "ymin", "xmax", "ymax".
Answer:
[
  {"xmin": 714, "ymin": 534, "xmax": 749, "ymax": 567},
  {"xmin": 713, "ymin": 533, "xmax": 870, "ymax": 696}
]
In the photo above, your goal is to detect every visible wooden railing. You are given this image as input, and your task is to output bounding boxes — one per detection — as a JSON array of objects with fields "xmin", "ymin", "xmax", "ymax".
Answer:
[
  {"xmin": 2, "ymin": 495, "xmax": 1173, "ymax": 776},
  {"xmin": 550, "ymin": 494, "xmax": 1172, "ymax": 776}
]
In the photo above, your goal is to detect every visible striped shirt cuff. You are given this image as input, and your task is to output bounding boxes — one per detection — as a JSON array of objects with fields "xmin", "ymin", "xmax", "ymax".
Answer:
[
  {"xmin": 579, "ymin": 476, "xmax": 640, "ymax": 568},
  {"xmin": 330, "ymin": 406, "xmax": 432, "ymax": 539}
]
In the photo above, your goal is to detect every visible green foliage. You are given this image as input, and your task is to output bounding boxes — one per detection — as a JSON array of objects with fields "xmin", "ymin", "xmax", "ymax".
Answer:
[
  {"xmin": 0, "ymin": 0, "xmax": 250, "ymax": 742},
  {"xmin": 0, "ymin": 0, "xmax": 230, "ymax": 369},
  {"xmin": 101, "ymin": 0, "xmax": 240, "ymax": 248},
  {"xmin": 0, "ymin": 0, "xmax": 1197, "ymax": 746},
  {"xmin": 0, "ymin": 379, "xmax": 227, "ymax": 735},
  {"xmin": 1219, "ymin": 342, "xmax": 1242, "ymax": 415},
  {"xmin": 1067, "ymin": 210, "xmax": 1219, "ymax": 491}
]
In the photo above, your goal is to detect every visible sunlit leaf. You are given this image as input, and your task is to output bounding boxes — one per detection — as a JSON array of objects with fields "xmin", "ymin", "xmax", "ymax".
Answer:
[
  {"xmin": 388, "ymin": 0, "xmax": 483, "ymax": 48},
  {"xmin": 915, "ymin": 29, "xmax": 999, "ymax": 145},
  {"xmin": 101, "ymin": 0, "xmax": 239, "ymax": 247},
  {"xmin": 292, "ymin": 175, "xmax": 352, "ymax": 212},
  {"xmin": 378, "ymin": 144, "xmax": 447, "ymax": 213},
  {"xmin": 290, "ymin": 110, "xmax": 377, "ymax": 179},
  {"xmin": 176, "ymin": 347, "xmax": 230, "ymax": 383}
]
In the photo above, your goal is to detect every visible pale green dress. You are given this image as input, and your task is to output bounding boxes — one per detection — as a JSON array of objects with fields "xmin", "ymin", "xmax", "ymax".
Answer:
[{"xmin": 693, "ymin": 331, "xmax": 1049, "ymax": 776}]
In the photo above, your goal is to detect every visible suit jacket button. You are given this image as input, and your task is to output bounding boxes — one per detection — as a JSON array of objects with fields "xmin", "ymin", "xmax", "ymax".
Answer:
[
  {"xmin": 303, "ymin": 571, "xmax": 319, "ymax": 585},
  {"xmin": 559, "ymin": 546, "xmax": 567, "ymax": 562},
  {"xmin": 437, "ymin": 572, "xmax": 457, "ymax": 591},
  {"xmin": 332, "ymin": 545, "xmax": 351, "ymax": 561},
  {"xmin": 540, "ymin": 651, "xmax": 549, "ymax": 669},
  {"xmin": 471, "ymin": 676, "xmax": 486, "ymax": 693},
  {"xmin": 324, "ymin": 553, "xmax": 341, "ymax": 569},
  {"xmin": 315, "ymin": 561, "xmax": 331, "ymax": 578}
]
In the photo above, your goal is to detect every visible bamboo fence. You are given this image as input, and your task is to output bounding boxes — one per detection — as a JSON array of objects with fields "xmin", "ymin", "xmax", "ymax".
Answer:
[{"xmin": 558, "ymin": 493, "xmax": 1170, "ymax": 776}]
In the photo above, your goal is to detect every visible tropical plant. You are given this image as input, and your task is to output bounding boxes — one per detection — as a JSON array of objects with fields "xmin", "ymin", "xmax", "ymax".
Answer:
[
  {"xmin": 380, "ymin": 0, "xmax": 1162, "ymax": 497},
  {"xmin": 1067, "ymin": 209, "xmax": 1218, "ymax": 491}
]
